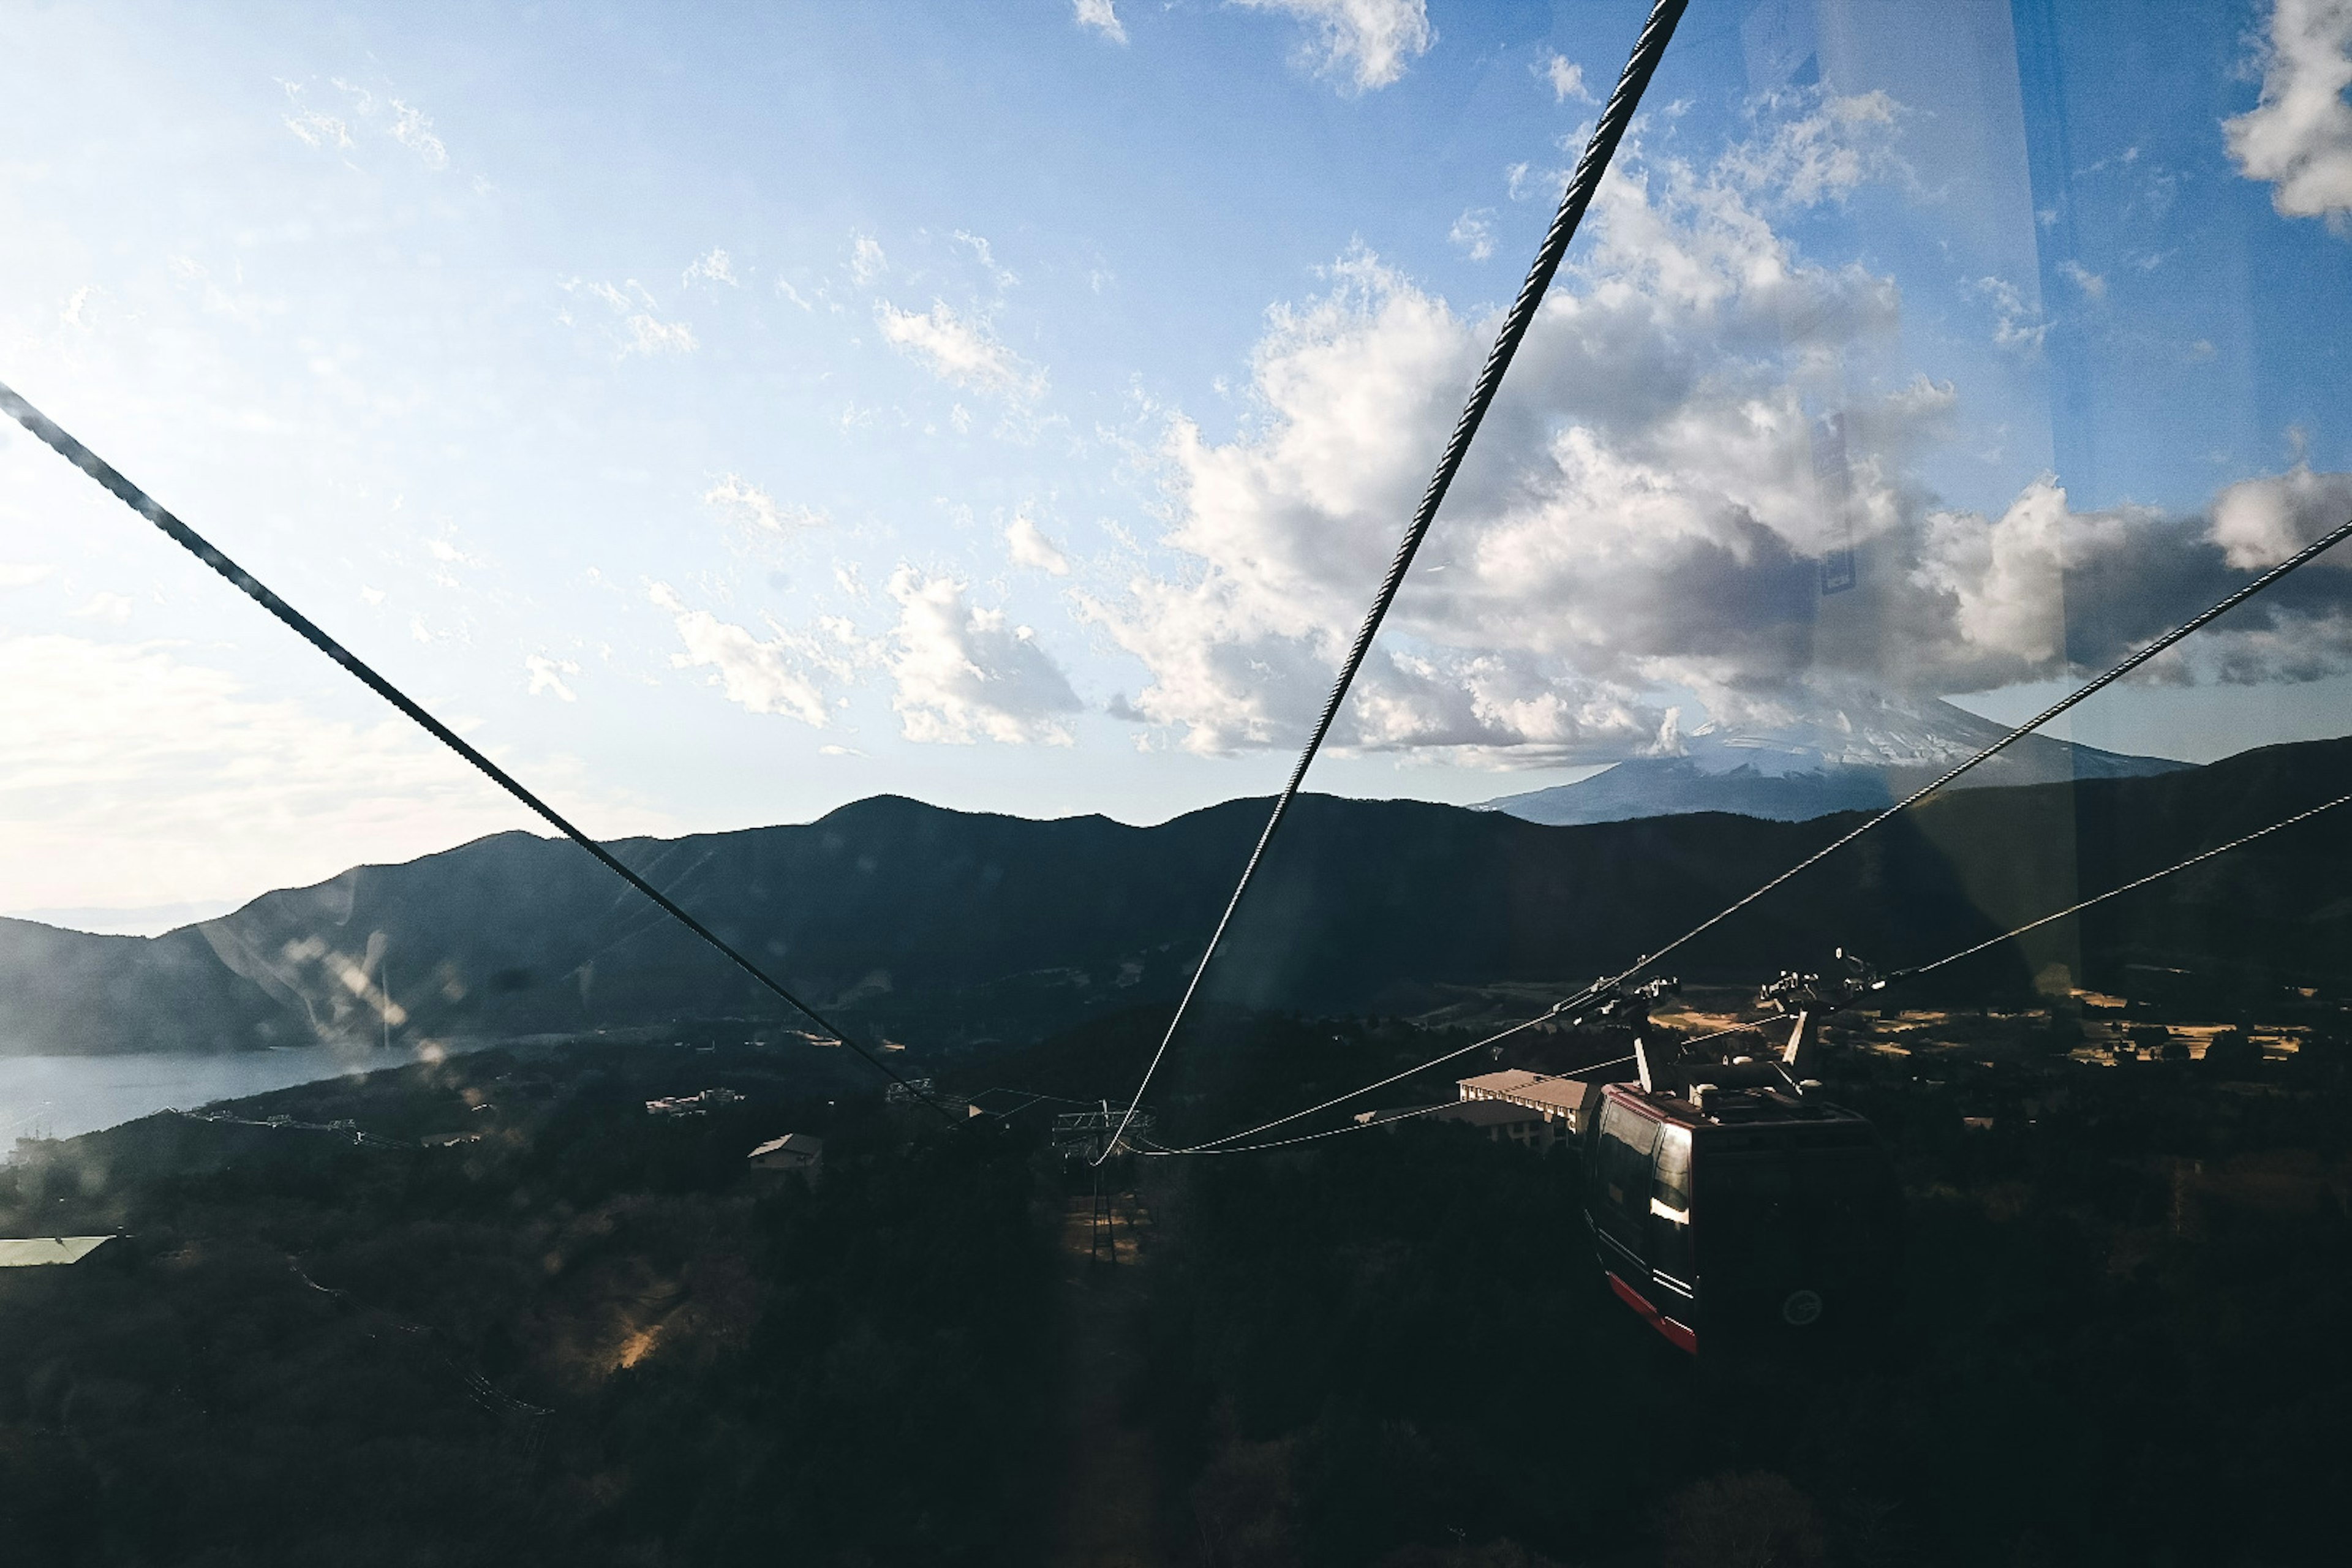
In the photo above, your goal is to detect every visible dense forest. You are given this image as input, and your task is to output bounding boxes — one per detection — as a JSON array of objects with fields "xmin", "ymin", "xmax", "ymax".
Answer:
[{"xmin": 5, "ymin": 984, "xmax": 2351, "ymax": 1564}]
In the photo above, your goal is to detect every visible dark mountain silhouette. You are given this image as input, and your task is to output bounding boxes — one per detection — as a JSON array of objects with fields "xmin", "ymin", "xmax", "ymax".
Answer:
[
  {"xmin": 1477, "ymin": 696, "xmax": 2188, "ymax": 826},
  {"xmin": 3, "ymin": 734, "xmax": 2346, "ymax": 1057}
]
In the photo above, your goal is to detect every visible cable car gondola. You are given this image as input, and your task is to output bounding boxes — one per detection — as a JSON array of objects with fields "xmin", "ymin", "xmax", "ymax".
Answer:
[{"xmin": 1581, "ymin": 962, "xmax": 1901, "ymax": 1355}]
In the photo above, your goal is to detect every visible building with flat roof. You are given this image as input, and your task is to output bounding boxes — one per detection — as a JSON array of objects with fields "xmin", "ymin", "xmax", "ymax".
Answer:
[
  {"xmin": 0, "ymin": 1235, "xmax": 115, "ymax": 1268},
  {"xmin": 747, "ymin": 1133, "xmax": 823, "ymax": 1174},
  {"xmin": 1456, "ymin": 1068, "xmax": 1597, "ymax": 1136},
  {"xmin": 1349, "ymin": 1070, "xmax": 1597, "ymax": 1152},
  {"xmin": 646, "ymin": 1088, "xmax": 744, "ymax": 1117}
]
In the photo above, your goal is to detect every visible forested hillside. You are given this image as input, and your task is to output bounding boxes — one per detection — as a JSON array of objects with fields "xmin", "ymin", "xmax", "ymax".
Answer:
[{"xmin": 4, "ymin": 735, "xmax": 2346, "ymax": 1056}]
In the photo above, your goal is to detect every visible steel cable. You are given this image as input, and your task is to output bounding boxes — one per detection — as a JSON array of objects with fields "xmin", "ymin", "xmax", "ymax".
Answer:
[
  {"xmin": 0, "ymin": 379, "xmax": 953, "ymax": 1121},
  {"xmin": 1142, "ymin": 1052, "xmax": 1638, "ymax": 1158},
  {"xmin": 1888, "ymin": 787, "xmax": 2352, "ymax": 982},
  {"xmin": 1095, "ymin": 0, "xmax": 1692, "ymax": 1164},
  {"xmin": 1580, "ymin": 513, "xmax": 2352, "ymax": 997},
  {"xmin": 1153, "ymin": 515, "xmax": 2351, "ymax": 1153},
  {"xmin": 1151, "ymin": 767, "xmax": 2352, "ymax": 1158}
]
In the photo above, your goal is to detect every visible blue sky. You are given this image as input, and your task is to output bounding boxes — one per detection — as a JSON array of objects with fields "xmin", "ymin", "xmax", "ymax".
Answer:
[{"xmin": 3, "ymin": 0, "xmax": 2351, "ymax": 927}]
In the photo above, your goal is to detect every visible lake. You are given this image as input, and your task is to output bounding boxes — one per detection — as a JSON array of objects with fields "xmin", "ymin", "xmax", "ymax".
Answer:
[{"xmin": 0, "ymin": 1044, "xmax": 487, "ymax": 1145}]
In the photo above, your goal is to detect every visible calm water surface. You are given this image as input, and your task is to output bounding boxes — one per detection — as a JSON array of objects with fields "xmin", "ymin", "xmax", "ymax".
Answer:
[{"xmin": 0, "ymin": 1045, "xmax": 486, "ymax": 1144}]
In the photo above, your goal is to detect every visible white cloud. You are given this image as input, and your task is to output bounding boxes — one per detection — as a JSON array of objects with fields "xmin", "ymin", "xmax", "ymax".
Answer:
[
  {"xmin": 886, "ymin": 570, "xmax": 1081, "ymax": 744},
  {"xmin": 850, "ymin": 232, "xmax": 889, "ymax": 285},
  {"xmin": 1970, "ymin": 275, "xmax": 2046, "ymax": 353},
  {"xmin": 1088, "ymin": 173, "xmax": 2352, "ymax": 758},
  {"xmin": 284, "ymin": 110, "xmax": 353, "ymax": 150},
  {"xmin": 2060, "ymin": 258, "xmax": 2108, "ymax": 300},
  {"xmin": 562, "ymin": 277, "xmax": 697, "ymax": 358},
  {"xmin": 0, "ymin": 635, "xmax": 665, "ymax": 910},
  {"xmin": 649, "ymin": 582, "xmax": 848, "ymax": 728},
  {"xmin": 875, "ymin": 300, "xmax": 1044, "ymax": 401},
  {"xmin": 622, "ymin": 314, "xmax": 696, "ymax": 356},
  {"xmin": 1540, "ymin": 51, "xmax": 1594, "ymax": 105},
  {"xmin": 2209, "ymin": 461, "xmax": 2352, "ymax": 567},
  {"xmin": 0, "ymin": 564, "xmax": 53, "ymax": 589},
  {"xmin": 1234, "ymin": 0, "xmax": 1434, "ymax": 93},
  {"xmin": 1719, "ymin": 90, "xmax": 1904, "ymax": 208},
  {"xmin": 388, "ymin": 98, "xmax": 448, "ymax": 170},
  {"xmin": 1448, "ymin": 208, "xmax": 1496, "ymax": 261},
  {"xmin": 74, "ymin": 592, "xmax": 134, "ymax": 625},
  {"xmin": 1074, "ymin": 0, "xmax": 1128, "ymax": 44},
  {"xmin": 704, "ymin": 473, "xmax": 824, "ymax": 535},
  {"xmin": 1080, "ymin": 117, "xmax": 2035, "ymax": 763},
  {"xmin": 2226, "ymin": 0, "xmax": 2352, "ymax": 223},
  {"xmin": 1005, "ymin": 516, "xmax": 1071, "ymax": 575},
  {"xmin": 954, "ymin": 230, "xmax": 1019, "ymax": 290},
  {"xmin": 524, "ymin": 654, "xmax": 580, "ymax": 702},
  {"xmin": 684, "ymin": 247, "xmax": 739, "ymax": 287},
  {"xmin": 1915, "ymin": 478, "xmax": 2130, "ymax": 671}
]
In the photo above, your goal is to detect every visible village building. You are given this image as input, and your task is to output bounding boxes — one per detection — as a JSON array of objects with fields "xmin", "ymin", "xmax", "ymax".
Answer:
[
  {"xmin": 747, "ymin": 1133, "xmax": 823, "ymax": 1174},
  {"xmin": 645, "ymin": 1088, "xmax": 744, "ymax": 1117},
  {"xmin": 0, "ymin": 1235, "xmax": 115, "ymax": 1268}
]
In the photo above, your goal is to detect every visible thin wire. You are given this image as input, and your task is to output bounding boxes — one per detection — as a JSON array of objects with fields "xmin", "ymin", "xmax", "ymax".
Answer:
[
  {"xmin": 1146, "ymin": 778, "xmax": 2352, "ymax": 1159},
  {"xmin": 1583, "ymin": 513, "xmax": 2352, "ymax": 998},
  {"xmin": 1096, "ymin": 0, "xmax": 1692, "ymax": 1164},
  {"xmin": 1163, "ymin": 1008, "xmax": 1562, "ymax": 1153},
  {"xmin": 1143, "ymin": 1053, "xmax": 1640, "ymax": 1159},
  {"xmin": 1138, "ymin": 1103, "xmax": 1447, "ymax": 1158},
  {"xmin": 0, "ymin": 378, "xmax": 952, "ymax": 1121},
  {"xmin": 1891, "ymin": 788, "xmax": 2352, "ymax": 981}
]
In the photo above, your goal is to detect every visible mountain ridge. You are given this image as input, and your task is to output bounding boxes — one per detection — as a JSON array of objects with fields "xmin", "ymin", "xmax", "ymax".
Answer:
[
  {"xmin": 2, "ymin": 733, "xmax": 2345, "ymax": 1057},
  {"xmin": 1476, "ymin": 696, "xmax": 2190, "ymax": 826}
]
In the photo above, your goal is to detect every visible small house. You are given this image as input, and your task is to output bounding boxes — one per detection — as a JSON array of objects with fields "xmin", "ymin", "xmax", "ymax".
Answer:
[{"xmin": 747, "ymin": 1133, "xmax": 823, "ymax": 1175}]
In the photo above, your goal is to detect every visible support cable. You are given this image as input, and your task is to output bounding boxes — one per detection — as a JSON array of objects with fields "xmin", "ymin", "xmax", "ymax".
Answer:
[
  {"xmin": 0, "ymin": 379, "xmax": 952, "ymax": 1121},
  {"xmin": 1583, "ymin": 513, "xmax": 2352, "ymax": 997},
  {"xmin": 1153, "ymin": 516, "xmax": 2351, "ymax": 1152},
  {"xmin": 1888, "ymin": 787, "xmax": 2352, "ymax": 982},
  {"xmin": 1150, "ymin": 777, "xmax": 2352, "ymax": 1159},
  {"xmin": 1141, "ymin": 1052, "xmax": 1638, "ymax": 1159},
  {"xmin": 1164, "ymin": 1004, "xmax": 1572, "ymax": 1153},
  {"xmin": 1094, "ymin": 0, "xmax": 1691, "ymax": 1164}
]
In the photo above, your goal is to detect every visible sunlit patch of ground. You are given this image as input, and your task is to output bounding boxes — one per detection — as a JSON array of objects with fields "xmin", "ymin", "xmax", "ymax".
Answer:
[{"xmin": 1049, "ymin": 1189, "xmax": 1159, "ymax": 1567}]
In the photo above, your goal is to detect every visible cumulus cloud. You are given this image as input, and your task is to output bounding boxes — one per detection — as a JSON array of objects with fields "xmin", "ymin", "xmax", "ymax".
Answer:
[
  {"xmin": 704, "ymin": 473, "xmax": 823, "ymax": 535},
  {"xmin": 649, "ymin": 582, "xmax": 851, "ymax": 728},
  {"xmin": 0, "ymin": 564, "xmax": 55, "ymax": 589},
  {"xmin": 1005, "ymin": 516, "xmax": 1071, "ymax": 575},
  {"xmin": 886, "ymin": 570, "xmax": 1080, "ymax": 745},
  {"xmin": 1541, "ymin": 51, "xmax": 1594, "ymax": 105},
  {"xmin": 2226, "ymin": 0, "xmax": 2352, "ymax": 224},
  {"xmin": 1234, "ymin": 0, "xmax": 1434, "ymax": 93},
  {"xmin": 2209, "ymin": 461, "xmax": 2352, "ymax": 567},
  {"xmin": 875, "ymin": 300, "xmax": 1044, "ymax": 401},
  {"xmin": 1074, "ymin": 0, "xmax": 1127, "ymax": 44},
  {"xmin": 1083, "ymin": 97, "xmax": 2352, "ymax": 766}
]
